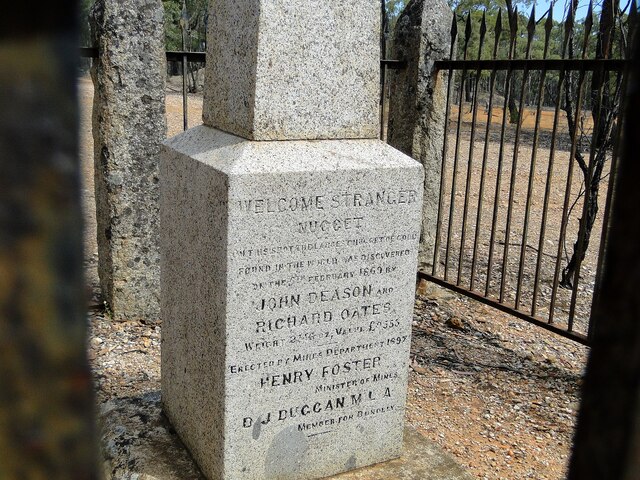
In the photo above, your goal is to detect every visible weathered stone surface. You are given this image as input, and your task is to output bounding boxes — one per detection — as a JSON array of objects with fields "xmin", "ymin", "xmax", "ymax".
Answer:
[
  {"xmin": 100, "ymin": 392, "xmax": 206, "ymax": 480},
  {"xmin": 0, "ymin": 5, "xmax": 97, "ymax": 477},
  {"xmin": 333, "ymin": 427, "xmax": 474, "ymax": 480},
  {"xmin": 90, "ymin": 0, "xmax": 166, "ymax": 322},
  {"xmin": 161, "ymin": 126, "xmax": 423, "ymax": 479},
  {"xmin": 387, "ymin": 0, "xmax": 452, "ymax": 266},
  {"xmin": 203, "ymin": 1, "xmax": 380, "ymax": 140},
  {"xmin": 99, "ymin": 391, "xmax": 471, "ymax": 480}
]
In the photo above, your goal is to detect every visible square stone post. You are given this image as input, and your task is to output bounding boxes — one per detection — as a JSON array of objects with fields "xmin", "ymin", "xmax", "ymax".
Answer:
[
  {"xmin": 91, "ymin": 0, "xmax": 166, "ymax": 322},
  {"xmin": 387, "ymin": 0, "xmax": 452, "ymax": 267},
  {"xmin": 161, "ymin": 2, "xmax": 424, "ymax": 479}
]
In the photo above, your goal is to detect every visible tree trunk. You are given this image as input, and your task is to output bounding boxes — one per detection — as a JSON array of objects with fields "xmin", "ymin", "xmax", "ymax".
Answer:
[
  {"xmin": 560, "ymin": 0, "xmax": 618, "ymax": 288},
  {"xmin": 505, "ymin": 0, "xmax": 520, "ymax": 124},
  {"xmin": 560, "ymin": 177, "xmax": 600, "ymax": 288},
  {"xmin": 508, "ymin": 84, "xmax": 520, "ymax": 124},
  {"xmin": 465, "ymin": 75, "xmax": 473, "ymax": 103}
]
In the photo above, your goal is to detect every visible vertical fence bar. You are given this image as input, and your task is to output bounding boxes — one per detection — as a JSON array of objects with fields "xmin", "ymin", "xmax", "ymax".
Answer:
[
  {"xmin": 567, "ymin": 0, "xmax": 617, "ymax": 332},
  {"xmin": 444, "ymin": 14, "xmax": 473, "ymax": 283},
  {"xmin": 549, "ymin": 2, "xmax": 593, "ymax": 325},
  {"xmin": 499, "ymin": 7, "xmax": 537, "ymax": 304},
  {"xmin": 566, "ymin": 75, "xmax": 603, "ymax": 332},
  {"xmin": 182, "ymin": 52, "xmax": 188, "ymax": 131},
  {"xmin": 458, "ymin": 12, "xmax": 487, "ymax": 285},
  {"xmin": 588, "ymin": 93, "xmax": 622, "ymax": 338},
  {"xmin": 532, "ymin": 8, "xmax": 573, "ymax": 318},
  {"xmin": 515, "ymin": 9, "xmax": 553, "ymax": 310},
  {"xmin": 485, "ymin": 8, "xmax": 518, "ymax": 297},
  {"xmin": 433, "ymin": 15, "xmax": 459, "ymax": 277},
  {"xmin": 180, "ymin": 2, "xmax": 189, "ymax": 131},
  {"xmin": 471, "ymin": 10, "xmax": 503, "ymax": 291}
]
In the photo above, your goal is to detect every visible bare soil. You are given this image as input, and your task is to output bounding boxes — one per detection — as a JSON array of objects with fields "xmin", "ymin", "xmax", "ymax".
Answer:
[
  {"xmin": 80, "ymin": 76, "xmax": 588, "ymax": 480},
  {"xmin": 408, "ymin": 280, "xmax": 587, "ymax": 480},
  {"xmin": 435, "ymin": 103, "xmax": 609, "ymax": 338}
]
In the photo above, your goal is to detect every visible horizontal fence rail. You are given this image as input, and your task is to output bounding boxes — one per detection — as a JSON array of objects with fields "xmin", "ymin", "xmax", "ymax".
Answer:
[
  {"xmin": 79, "ymin": 48, "xmax": 407, "ymax": 69},
  {"xmin": 435, "ymin": 59, "xmax": 627, "ymax": 71},
  {"xmin": 425, "ymin": 0, "xmax": 636, "ymax": 346},
  {"xmin": 79, "ymin": 48, "xmax": 405, "ymax": 132},
  {"xmin": 80, "ymin": 47, "xmax": 206, "ymax": 63}
]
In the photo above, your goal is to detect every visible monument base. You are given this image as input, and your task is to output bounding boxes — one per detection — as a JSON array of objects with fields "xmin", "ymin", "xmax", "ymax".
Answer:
[
  {"xmin": 331, "ymin": 427, "xmax": 474, "ymax": 480},
  {"xmin": 97, "ymin": 393, "xmax": 473, "ymax": 480},
  {"xmin": 161, "ymin": 125, "xmax": 424, "ymax": 479}
]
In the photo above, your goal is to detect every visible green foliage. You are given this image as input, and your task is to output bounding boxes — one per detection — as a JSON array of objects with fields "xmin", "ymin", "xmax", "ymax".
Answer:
[
  {"xmin": 386, "ymin": 0, "xmax": 409, "ymax": 18},
  {"xmin": 163, "ymin": 0, "xmax": 183, "ymax": 51},
  {"xmin": 163, "ymin": 0, "xmax": 208, "ymax": 51},
  {"xmin": 79, "ymin": 0, "xmax": 94, "ymax": 46},
  {"xmin": 385, "ymin": 0, "xmax": 410, "ymax": 32},
  {"xmin": 448, "ymin": 0, "xmax": 532, "ymax": 14}
]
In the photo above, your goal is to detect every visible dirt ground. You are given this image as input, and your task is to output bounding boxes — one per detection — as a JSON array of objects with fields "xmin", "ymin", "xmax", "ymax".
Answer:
[
  {"xmin": 436, "ymin": 102, "xmax": 608, "ymax": 339},
  {"xmin": 79, "ymin": 76, "xmax": 588, "ymax": 480}
]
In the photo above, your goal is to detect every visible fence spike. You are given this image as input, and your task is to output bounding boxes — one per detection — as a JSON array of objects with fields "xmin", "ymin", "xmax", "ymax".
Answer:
[
  {"xmin": 544, "ymin": 3, "xmax": 554, "ymax": 57},
  {"xmin": 545, "ymin": 3, "xmax": 554, "ymax": 35},
  {"xmin": 585, "ymin": 1, "xmax": 594, "ymax": 36},
  {"xmin": 479, "ymin": 10, "xmax": 488, "ymax": 58},
  {"xmin": 508, "ymin": 6, "xmax": 519, "ymax": 58},
  {"xmin": 510, "ymin": 6, "xmax": 519, "ymax": 40},
  {"xmin": 494, "ymin": 9, "xmax": 503, "ymax": 58},
  {"xmin": 495, "ymin": 8, "xmax": 503, "ymax": 38},
  {"xmin": 524, "ymin": 6, "xmax": 536, "ymax": 57},
  {"xmin": 565, "ymin": 1, "xmax": 575, "ymax": 32},
  {"xmin": 583, "ymin": 1, "xmax": 594, "ymax": 55},
  {"xmin": 463, "ymin": 13, "xmax": 473, "ymax": 59},
  {"xmin": 527, "ymin": 5, "xmax": 537, "ymax": 38},
  {"xmin": 563, "ymin": 1, "xmax": 575, "ymax": 57},
  {"xmin": 451, "ymin": 12, "xmax": 458, "ymax": 45}
]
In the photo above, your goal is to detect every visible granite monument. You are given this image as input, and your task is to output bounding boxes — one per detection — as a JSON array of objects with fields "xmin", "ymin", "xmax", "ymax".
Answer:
[{"xmin": 161, "ymin": 2, "xmax": 424, "ymax": 479}]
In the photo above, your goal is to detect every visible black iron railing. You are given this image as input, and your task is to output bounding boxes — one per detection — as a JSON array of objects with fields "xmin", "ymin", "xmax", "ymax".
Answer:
[
  {"xmin": 80, "ymin": 47, "xmax": 405, "ymax": 134},
  {"xmin": 422, "ymin": 0, "xmax": 636, "ymax": 345}
]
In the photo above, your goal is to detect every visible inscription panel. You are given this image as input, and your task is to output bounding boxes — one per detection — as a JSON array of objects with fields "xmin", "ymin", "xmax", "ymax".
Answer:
[{"xmin": 225, "ymin": 169, "xmax": 422, "ymax": 477}]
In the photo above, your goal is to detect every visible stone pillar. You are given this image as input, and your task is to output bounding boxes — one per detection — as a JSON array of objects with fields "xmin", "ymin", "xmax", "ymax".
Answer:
[
  {"xmin": 387, "ymin": 0, "xmax": 452, "ymax": 267},
  {"xmin": 0, "ymin": 1, "xmax": 97, "ymax": 477},
  {"xmin": 161, "ymin": 2, "xmax": 424, "ymax": 479},
  {"xmin": 90, "ymin": 0, "xmax": 166, "ymax": 322}
]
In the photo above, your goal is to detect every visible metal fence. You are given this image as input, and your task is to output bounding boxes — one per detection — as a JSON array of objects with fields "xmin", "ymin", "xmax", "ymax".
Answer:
[
  {"xmin": 419, "ymin": 0, "xmax": 636, "ymax": 345},
  {"xmin": 80, "ymin": 0, "xmax": 635, "ymax": 346},
  {"xmin": 79, "ymin": 48, "xmax": 403, "ymax": 134}
]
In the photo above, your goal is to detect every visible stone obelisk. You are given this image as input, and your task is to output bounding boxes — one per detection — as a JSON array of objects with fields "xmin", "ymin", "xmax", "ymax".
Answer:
[{"xmin": 161, "ymin": 2, "xmax": 424, "ymax": 479}]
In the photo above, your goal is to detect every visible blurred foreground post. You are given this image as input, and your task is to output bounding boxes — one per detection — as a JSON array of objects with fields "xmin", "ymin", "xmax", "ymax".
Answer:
[
  {"xmin": 568, "ymin": 34, "xmax": 640, "ymax": 480},
  {"xmin": 0, "ymin": 1, "xmax": 98, "ymax": 478}
]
